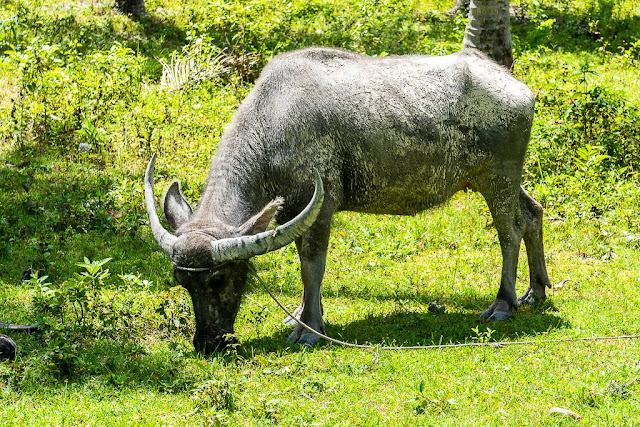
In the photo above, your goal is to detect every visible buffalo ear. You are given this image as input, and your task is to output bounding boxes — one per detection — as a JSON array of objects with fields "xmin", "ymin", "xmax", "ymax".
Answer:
[
  {"xmin": 239, "ymin": 197, "xmax": 284, "ymax": 235},
  {"xmin": 163, "ymin": 181, "xmax": 194, "ymax": 231}
]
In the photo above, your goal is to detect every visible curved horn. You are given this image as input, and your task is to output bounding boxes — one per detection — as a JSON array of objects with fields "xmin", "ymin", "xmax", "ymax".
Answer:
[
  {"xmin": 145, "ymin": 154, "xmax": 178, "ymax": 257},
  {"xmin": 210, "ymin": 170, "xmax": 325, "ymax": 262}
]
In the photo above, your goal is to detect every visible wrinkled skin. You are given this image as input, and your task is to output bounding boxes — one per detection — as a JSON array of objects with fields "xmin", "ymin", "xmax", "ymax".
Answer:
[
  {"xmin": 146, "ymin": 47, "xmax": 552, "ymax": 354},
  {"xmin": 173, "ymin": 263, "xmax": 247, "ymax": 353},
  {"xmin": 168, "ymin": 225, "xmax": 252, "ymax": 352},
  {"xmin": 147, "ymin": 169, "xmax": 325, "ymax": 353}
]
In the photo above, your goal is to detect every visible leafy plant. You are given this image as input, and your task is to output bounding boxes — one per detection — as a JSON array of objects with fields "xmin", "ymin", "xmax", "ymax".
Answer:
[
  {"xmin": 471, "ymin": 326, "xmax": 495, "ymax": 344},
  {"xmin": 191, "ymin": 375, "xmax": 241, "ymax": 413},
  {"xmin": 76, "ymin": 257, "xmax": 112, "ymax": 287},
  {"xmin": 410, "ymin": 380, "xmax": 458, "ymax": 415},
  {"xmin": 158, "ymin": 37, "xmax": 229, "ymax": 91}
]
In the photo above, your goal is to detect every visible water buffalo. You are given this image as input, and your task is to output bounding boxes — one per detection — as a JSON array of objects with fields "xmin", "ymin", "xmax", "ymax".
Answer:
[{"xmin": 145, "ymin": 47, "xmax": 552, "ymax": 353}]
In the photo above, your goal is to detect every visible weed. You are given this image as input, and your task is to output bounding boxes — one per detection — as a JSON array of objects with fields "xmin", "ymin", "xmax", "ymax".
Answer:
[
  {"xmin": 155, "ymin": 285, "xmax": 193, "ymax": 339},
  {"xmin": 191, "ymin": 375, "xmax": 241, "ymax": 413},
  {"xmin": 410, "ymin": 380, "xmax": 458, "ymax": 415},
  {"xmin": 471, "ymin": 326, "xmax": 495, "ymax": 344},
  {"xmin": 158, "ymin": 37, "xmax": 228, "ymax": 91}
]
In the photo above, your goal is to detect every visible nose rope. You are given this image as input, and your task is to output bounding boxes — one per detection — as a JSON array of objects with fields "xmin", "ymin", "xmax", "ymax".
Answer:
[
  {"xmin": 246, "ymin": 262, "xmax": 640, "ymax": 351},
  {"xmin": 173, "ymin": 261, "xmax": 230, "ymax": 272},
  {"xmin": 172, "ymin": 265, "xmax": 215, "ymax": 272}
]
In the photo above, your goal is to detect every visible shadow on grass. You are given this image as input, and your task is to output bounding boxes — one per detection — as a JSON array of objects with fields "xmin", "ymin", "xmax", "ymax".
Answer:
[
  {"xmin": 8, "ymin": 333, "xmax": 201, "ymax": 392},
  {"xmin": 0, "ymin": 145, "xmax": 172, "ymax": 285},
  {"xmin": 246, "ymin": 266, "xmax": 562, "ymax": 313},
  {"xmin": 4, "ymin": 2, "xmax": 188, "ymax": 65},
  {"xmin": 240, "ymin": 300, "xmax": 569, "ymax": 356},
  {"xmin": 3, "ymin": 299, "xmax": 567, "ymax": 394}
]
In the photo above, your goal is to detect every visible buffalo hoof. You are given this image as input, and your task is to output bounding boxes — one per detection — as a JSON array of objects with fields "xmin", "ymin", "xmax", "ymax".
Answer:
[
  {"xmin": 518, "ymin": 286, "xmax": 547, "ymax": 306},
  {"xmin": 287, "ymin": 326, "xmax": 324, "ymax": 347},
  {"xmin": 479, "ymin": 299, "xmax": 513, "ymax": 322},
  {"xmin": 193, "ymin": 334, "xmax": 238, "ymax": 355},
  {"xmin": 291, "ymin": 333, "xmax": 322, "ymax": 347}
]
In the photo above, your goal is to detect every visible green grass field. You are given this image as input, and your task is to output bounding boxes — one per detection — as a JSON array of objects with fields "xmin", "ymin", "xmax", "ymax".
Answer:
[{"xmin": 1, "ymin": 0, "xmax": 640, "ymax": 424}]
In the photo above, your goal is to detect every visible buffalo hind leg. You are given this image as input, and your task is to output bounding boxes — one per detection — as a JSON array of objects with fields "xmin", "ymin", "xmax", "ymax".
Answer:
[
  {"xmin": 286, "ymin": 210, "xmax": 333, "ymax": 346},
  {"xmin": 518, "ymin": 187, "xmax": 552, "ymax": 305},
  {"xmin": 478, "ymin": 176, "xmax": 524, "ymax": 321}
]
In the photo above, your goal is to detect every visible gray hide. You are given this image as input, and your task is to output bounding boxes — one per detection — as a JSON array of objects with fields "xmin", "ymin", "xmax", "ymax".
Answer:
[{"xmin": 145, "ymin": 47, "xmax": 552, "ymax": 352}]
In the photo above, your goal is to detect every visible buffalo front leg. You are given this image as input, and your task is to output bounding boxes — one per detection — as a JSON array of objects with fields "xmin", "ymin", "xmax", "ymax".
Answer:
[
  {"xmin": 518, "ymin": 187, "xmax": 552, "ymax": 305},
  {"xmin": 286, "ymin": 211, "xmax": 333, "ymax": 346},
  {"xmin": 479, "ymin": 177, "xmax": 524, "ymax": 321}
]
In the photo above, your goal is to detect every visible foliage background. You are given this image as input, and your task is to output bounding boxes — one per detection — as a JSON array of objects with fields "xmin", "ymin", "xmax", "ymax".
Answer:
[{"xmin": 1, "ymin": 0, "xmax": 639, "ymax": 425}]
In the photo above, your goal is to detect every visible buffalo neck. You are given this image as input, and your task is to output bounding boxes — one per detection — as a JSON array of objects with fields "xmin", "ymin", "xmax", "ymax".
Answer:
[{"xmin": 194, "ymin": 133, "xmax": 271, "ymax": 231}]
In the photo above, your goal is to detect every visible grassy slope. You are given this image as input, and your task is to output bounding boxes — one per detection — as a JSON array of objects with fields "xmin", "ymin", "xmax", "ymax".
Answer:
[{"xmin": 1, "ymin": 0, "xmax": 640, "ymax": 425}]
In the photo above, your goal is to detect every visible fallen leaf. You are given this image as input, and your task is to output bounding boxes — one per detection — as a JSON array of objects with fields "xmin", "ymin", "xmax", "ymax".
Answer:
[
  {"xmin": 106, "ymin": 210, "xmax": 123, "ymax": 219},
  {"xmin": 547, "ymin": 407, "xmax": 582, "ymax": 420}
]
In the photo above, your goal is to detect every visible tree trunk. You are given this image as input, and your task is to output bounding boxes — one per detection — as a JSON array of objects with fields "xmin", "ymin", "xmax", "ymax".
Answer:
[
  {"xmin": 115, "ymin": 0, "xmax": 146, "ymax": 17},
  {"xmin": 462, "ymin": 0, "xmax": 513, "ymax": 70}
]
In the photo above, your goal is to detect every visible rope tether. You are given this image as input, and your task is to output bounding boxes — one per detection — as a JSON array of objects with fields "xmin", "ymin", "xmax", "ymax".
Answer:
[{"xmin": 246, "ymin": 263, "xmax": 640, "ymax": 351}]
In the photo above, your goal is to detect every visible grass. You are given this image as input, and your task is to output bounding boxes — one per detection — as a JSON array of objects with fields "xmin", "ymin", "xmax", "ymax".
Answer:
[{"xmin": 1, "ymin": 0, "xmax": 640, "ymax": 424}]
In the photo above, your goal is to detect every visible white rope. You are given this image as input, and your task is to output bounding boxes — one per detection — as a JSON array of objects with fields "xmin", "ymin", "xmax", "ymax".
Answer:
[{"xmin": 247, "ymin": 264, "xmax": 640, "ymax": 351}]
